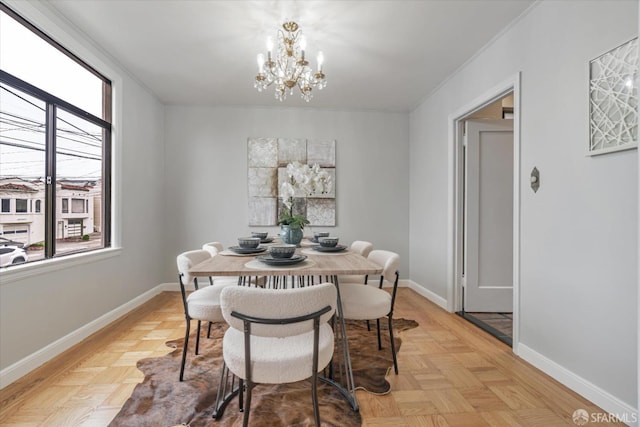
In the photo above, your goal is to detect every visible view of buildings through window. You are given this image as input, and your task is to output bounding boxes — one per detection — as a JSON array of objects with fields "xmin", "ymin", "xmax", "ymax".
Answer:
[{"xmin": 0, "ymin": 5, "xmax": 112, "ymax": 267}]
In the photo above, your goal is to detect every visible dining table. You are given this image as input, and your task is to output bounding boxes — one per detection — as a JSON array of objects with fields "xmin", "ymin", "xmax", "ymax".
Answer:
[{"xmin": 188, "ymin": 240, "xmax": 383, "ymax": 415}]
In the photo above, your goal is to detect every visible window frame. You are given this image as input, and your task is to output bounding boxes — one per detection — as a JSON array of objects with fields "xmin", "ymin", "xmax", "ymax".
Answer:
[
  {"xmin": 0, "ymin": 3, "xmax": 112, "ymax": 266},
  {"xmin": 15, "ymin": 198, "xmax": 27, "ymax": 213}
]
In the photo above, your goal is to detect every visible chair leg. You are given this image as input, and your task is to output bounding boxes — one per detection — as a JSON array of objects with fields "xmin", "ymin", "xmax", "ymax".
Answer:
[
  {"xmin": 376, "ymin": 318, "xmax": 382, "ymax": 350},
  {"xmin": 366, "ymin": 319, "xmax": 371, "ymax": 331},
  {"xmin": 207, "ymin": 321, "xmax": 213, "ymax": 338},
  {"xmin": 179, "ymin": 319, "xmax": 190, "ymax": 381},
  {"xmin": 243, "ymin": 382, "xmax": 253, "ymax": 427},
  {"xmin": 388, "ymin": 316, "xmax": 399, "ymax": 374},
  {"xmin": 195, "ymin": 320, "xmax": 202, "ymax": 355},
  {"xmin": 238, "ymin": 379, "xmax": 244, "ymax": 411},
  {"xmin": 311, "ymin": 370, "xmax": 321, "ymax": 426}
]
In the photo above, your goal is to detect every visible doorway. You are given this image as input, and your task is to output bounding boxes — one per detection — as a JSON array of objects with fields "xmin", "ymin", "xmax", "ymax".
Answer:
[{"xmin": 447, "ymin": 74, "xmax": 521, "ymax": 350}]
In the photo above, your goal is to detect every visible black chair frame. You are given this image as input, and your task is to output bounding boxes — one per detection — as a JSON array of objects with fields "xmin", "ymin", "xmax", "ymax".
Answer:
[
  {"xmin": 364, "ymin": 270, "xmax": 400, "ymax": 374},
  {"xmin": 177, "ymin": 272, "xmax": 207, "ymax": 382}
]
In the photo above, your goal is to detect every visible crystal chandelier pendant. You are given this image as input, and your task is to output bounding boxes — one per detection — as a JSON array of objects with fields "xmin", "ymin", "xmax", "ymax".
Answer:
[{"xmin": 254, "ymin": 21, "xmax": 326, "ymax": 102}]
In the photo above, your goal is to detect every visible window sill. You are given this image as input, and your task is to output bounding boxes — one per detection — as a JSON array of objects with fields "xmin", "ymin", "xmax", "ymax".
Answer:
[{"xmin": 0, "ymin": 247, "xmax": 122, "ymax": 284}]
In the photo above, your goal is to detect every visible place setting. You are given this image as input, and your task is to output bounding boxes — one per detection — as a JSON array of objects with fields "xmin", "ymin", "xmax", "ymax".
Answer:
[
  {"xmin": 221, "ymin": 236, "xmax": 268, "ymax": 256},
  {"xmin": 302, "ymin": 234, "xmax": 349, "ymax": 255},
  {"xmin": 245, "ymin": 244, "xmax": 314, "ymax": 269},
  {"xmin": 249, "ymin": 231, "xmax": 275, "ymax": 244}
]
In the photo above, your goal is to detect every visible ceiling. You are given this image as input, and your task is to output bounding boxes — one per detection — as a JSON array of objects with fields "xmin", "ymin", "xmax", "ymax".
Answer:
[{"xmin": 46, "ymin": 0, "xmax": 535, "ymax": 112}]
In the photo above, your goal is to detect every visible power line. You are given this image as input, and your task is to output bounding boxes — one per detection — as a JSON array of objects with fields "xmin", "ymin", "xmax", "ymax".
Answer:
[
  {"xmin": 0, "ymin": 85, "xmax": 105, "ymax": 143},
  {"xmin": 0, "ymin": 140, "xmax": 102, "ymax": 161}
]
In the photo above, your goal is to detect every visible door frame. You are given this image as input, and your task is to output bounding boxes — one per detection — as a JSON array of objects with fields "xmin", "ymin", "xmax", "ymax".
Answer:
[{"xmin": 446, "ymin": 72, "xmax": 521, "ymax": 353}]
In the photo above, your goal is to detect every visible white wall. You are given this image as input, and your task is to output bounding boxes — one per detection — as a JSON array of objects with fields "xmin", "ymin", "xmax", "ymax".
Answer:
[
  {"xmin": 163, "ymin": 106, "xmax": 409, "ymax": 281},
  {"xmin": 0, "ymin": 2, "xmax": 166, "ymax": 375},
  {"xmin": 410, "ymin": 0, "xmax": 637, "ymax": 413}
]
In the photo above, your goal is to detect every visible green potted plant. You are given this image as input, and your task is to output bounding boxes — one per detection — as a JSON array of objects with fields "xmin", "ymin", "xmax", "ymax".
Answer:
[{"xmin": 277, "ymin": 212, "xmax": 309, "ymax": 245}]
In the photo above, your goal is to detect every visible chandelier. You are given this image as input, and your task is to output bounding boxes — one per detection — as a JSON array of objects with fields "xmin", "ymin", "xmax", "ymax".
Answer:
[{"xmin": 254, "ymin": 21, "xmax": 327, "ymax": 102}]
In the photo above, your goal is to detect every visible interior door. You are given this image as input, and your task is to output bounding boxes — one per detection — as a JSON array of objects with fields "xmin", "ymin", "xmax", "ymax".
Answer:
[{"xmin": 464, "ymin": 119, "xmax": 514, "ymax": 312}]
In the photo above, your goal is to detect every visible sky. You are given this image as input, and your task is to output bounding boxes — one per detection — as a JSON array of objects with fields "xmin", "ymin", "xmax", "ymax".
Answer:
[{"xmin": 0, "ymin": 9, "xmax": 104, "ymax": 180}]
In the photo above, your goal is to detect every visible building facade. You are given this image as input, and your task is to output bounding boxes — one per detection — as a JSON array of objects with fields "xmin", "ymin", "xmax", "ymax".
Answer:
[{"xmin": 0, "ymin": 177, "xmax": 100, "ymax": 245}]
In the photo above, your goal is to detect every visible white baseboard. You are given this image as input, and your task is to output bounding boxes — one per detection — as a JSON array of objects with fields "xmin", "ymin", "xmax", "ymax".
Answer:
[
  {"xmin": 518, "ymin": 344, "xmax": 638, "ymax": 427},
  {"xmin": 406, "ymin": 280, "xmax": 449, "ymax": 310},
  {"xmin": 0, "ymin": 283, "xmax": 172, "ymax": 389}
]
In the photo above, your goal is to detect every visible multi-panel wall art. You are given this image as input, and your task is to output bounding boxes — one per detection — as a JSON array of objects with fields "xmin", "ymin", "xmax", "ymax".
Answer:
[
  {"xmin": 589, "ymin": 37, "xmax": 638, "ymax": 155},
  {"xmin": 247, "ymin": 137, "xmax": 336, "ymax": 226}
]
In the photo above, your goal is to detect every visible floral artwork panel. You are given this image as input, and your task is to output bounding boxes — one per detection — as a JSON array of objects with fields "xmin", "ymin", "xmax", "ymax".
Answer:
[
  {"xmin": 589, "ymin": 37, "xmax": 638, "ymax": 155},
  {"xmin": 307, "ymin": 139, "xmax": 336, "ymax": 167},
  {"xmin": 248, "ymin": 167, "xmax": 277, "ymax": 197},
  {"xmin": 248, "ymin": 197, "xmax": 277, "ymax": 226},
  {"xmin": 277, "ymin": 167, "xmax": 306, "ymax": 197},
  {"xmin": 248, "ymin": 137, "xmax": 278, "ymax": 167},
  {"xmin": 308, "ymin": 168, "xmax": 335, "ymax": 198},
  {"xmin": 307, "ymin": 198, "xmax": 336, "ymax": 226},
  {"xmin": 277, "ymin": 138, "xmax": 307, "ymax": 166},
  {"xmin": 277, "ymin": 197, "xmax": 306, "ymax": 219}
]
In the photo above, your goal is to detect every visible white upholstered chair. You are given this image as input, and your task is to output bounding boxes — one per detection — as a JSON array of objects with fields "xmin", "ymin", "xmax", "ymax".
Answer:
[
  {"xmin": 176, "ymin": 249, "xmax": 229, "ymax": 381},
  {"xmin": 219, "ymin": 283, "xmax": 336, "ymax": 427},
  {"xmin": 202, "ymin": 241, "xmax": 224, "ymax": 256},
  {"xmin": 339, "ymin": 240, "xmax": 374, "ymax": 283},
  {"xmin": 339, "ymin": 250, "xmax": 401, "ymax": 374},
  {"xmin": 202, "ymin": 242, "xmax": 239, "ymax": 287}
]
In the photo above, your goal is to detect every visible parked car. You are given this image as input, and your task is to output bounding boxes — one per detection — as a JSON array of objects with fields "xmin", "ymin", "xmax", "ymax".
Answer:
[
  {"xmin": 0, "ymin": 236, "xmax": 24, "ymax": 248},
  {"xmin": 0, "ymin": 246, "xmax": 28, "ymax": 267}
]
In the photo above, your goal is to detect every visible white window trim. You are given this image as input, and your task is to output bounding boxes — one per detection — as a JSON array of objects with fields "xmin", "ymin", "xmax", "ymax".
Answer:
[{"xmin": 0, "ymin": 247, "xmax": 122, "ymax": 283}]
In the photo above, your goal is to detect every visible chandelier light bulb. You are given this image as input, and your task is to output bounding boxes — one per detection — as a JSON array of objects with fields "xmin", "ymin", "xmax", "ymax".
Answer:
[
  {"xmin": 266, "ymin": 37, "xmax": 274, "ymax": 53},
  {"xmin": 317, "ymin": 51, "xmax": 324, "ymax": 71},
  {"xmin": 257, "ymin": 53, "xmax": 265, "ymax": 73},
  {"xmin": 299, "ymin": 35, "xmax": 307, "ymax": 51}
]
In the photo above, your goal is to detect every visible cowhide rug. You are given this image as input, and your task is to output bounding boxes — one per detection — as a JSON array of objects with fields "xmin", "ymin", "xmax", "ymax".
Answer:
[{"xmin": 109, "ymin": 318, "xmax": 418, "ymax": 427}]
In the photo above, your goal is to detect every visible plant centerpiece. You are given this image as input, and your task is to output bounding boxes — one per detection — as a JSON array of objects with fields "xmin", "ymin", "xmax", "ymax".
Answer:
[{"xmin": 278, "ymin": 161, "xmax": 332, "ymax": 245}]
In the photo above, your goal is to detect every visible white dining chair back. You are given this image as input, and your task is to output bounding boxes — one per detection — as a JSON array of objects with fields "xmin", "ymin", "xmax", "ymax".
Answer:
[
  {"xmin": 368, "ymin": 249, "xmax": 400, "ymax": 286},
  {"xmin": 202, "ymin": 241, "xmax": 224, "ymax": 256},
  {"xmin": 219, "ymin": 283, "xmax": 336, "ymax": 426},
  {"xmin": 177, "ymin": 249, "xmax": 211, "ymax": 288},
  {"xmin": 350, "ymin": 240, "xmax": 373, "ymax": 257},
  {"xmin": 339, "ymin": 240, "xmax": 374, "ymax": 283}
]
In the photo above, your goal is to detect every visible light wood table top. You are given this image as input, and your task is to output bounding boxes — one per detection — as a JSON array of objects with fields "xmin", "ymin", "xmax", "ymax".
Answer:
[{"xmin": 189, "ymin": 249, "xmax": 382, "ymax": 277}]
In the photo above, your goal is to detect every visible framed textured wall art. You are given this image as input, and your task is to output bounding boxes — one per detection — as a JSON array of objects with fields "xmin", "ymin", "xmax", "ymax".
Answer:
[
  {"xmin": 588, "ymin": 37, "xmax": 638, "ymax": 155},
  {"xmin": 247, "ymin": 137, "xmax": 336, "ymax": 226}
]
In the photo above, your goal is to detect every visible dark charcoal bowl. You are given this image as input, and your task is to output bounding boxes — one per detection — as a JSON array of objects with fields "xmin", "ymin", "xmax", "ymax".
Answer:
[
  {"xmin": 268, "ymin": 244, "xmax": 296, "ymax": 258},
  {"xmin": 314, "ymin": 232, "xmax": 330, "ymax": 239},
  {"xmin": 238, "ymin": 237, "xmax": 261, "ymax": 248},
  {"xmin": 318, "ymin": 237, "xmax": 339, "ymax": 247},
  {"xmin": 251, "ymin": 231, "xmax": 268, "ymax": 239}
]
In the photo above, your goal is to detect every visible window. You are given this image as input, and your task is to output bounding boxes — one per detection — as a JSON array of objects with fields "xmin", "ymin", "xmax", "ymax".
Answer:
[
  {"xmin": 0, "ymin": 5, "xmax": 112, "ymax": 266},
  {"xmin": 71, "ymin": 198, "xmax": 85, "ymax": 214},
  {"xmin": 15, "ymin": 199, "xmax": 27, "ymax": 213}
]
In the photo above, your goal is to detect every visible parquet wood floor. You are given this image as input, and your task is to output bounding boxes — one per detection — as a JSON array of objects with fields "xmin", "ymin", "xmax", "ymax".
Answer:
[{"xmin": 0, "ymin": 289, "xmax": 620, "ymax": 426}]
